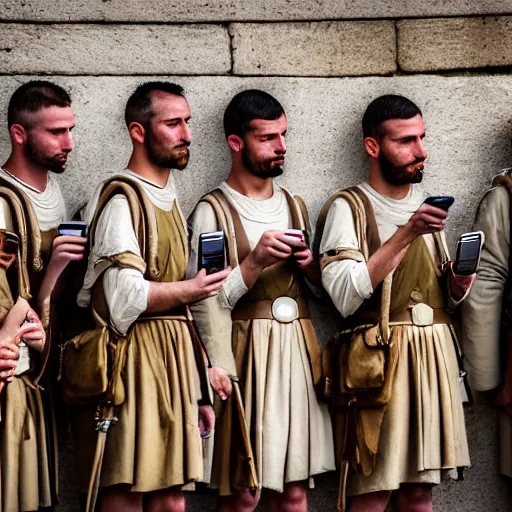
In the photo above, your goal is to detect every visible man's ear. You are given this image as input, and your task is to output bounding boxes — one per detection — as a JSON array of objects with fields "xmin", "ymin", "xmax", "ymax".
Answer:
[
  {"xmin": 128, "ymin": 122, "xmax": 146, "ymax": 144},
  {"xmin": 364, "ymin": 136, "xmax": 380, "ymax": 159},
  {"xmin": 9, "ymin": 124, "xmax": 27, "ymax": 146},
  {"xmin": 227, "ymin": 134, "xmax": 244, "ymax": 153}
]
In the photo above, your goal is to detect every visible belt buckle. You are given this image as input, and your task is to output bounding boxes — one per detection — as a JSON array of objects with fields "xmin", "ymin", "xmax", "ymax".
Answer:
[
  {"xmin": 411, "ymin": 303, "xmax": 434, "ymax": 326},
  {"xmin": 271, "ymin": 297, "xmax": 299, "ymax": 323}
]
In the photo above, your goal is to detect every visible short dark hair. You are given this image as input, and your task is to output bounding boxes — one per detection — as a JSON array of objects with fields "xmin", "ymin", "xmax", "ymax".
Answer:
[
  {"xmin": 7, "ymin": 80, "xmax": 71, "ymax": 128},
  {"xmin": 125, "ymin": 81, "xmax": 185, "ymax": 127},
  {"xmin": 362, "ymin": 94, "xmax": 422, "ymax": 139},
  {"xmin": 224, "ymin": 89, "xmax": 285, "ymax": 138}
]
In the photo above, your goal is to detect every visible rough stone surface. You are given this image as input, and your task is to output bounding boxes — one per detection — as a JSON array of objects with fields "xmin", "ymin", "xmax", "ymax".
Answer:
[
  {"xmin": 230, "ymin": 22, "xmax": 396, "ymax": 77},
  {"xmin": 0, "ymin": 75, "xmax": 512, "ymax": 511},
  {"xmin": 398, "ymin": 16, "xmax": 512, "ymax": 72},
  {"xmin": 0, "ymin": 24, "xmax": 231, "ymax": 75},
  {"xmin": 1, "ymin": 1, "xmax": 512, "ymax": 22}
]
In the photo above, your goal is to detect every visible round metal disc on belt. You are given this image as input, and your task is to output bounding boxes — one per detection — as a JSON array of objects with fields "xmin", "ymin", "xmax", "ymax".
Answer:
[{"xmin": 271, "ymin": 297, "xmax": 299, "ymax": 323}]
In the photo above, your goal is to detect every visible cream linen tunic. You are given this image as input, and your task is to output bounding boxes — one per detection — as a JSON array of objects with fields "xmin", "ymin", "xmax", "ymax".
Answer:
[
  {"xmin": 188, "ymin": 181, "xmax": 335, "ymax": 492},
  {"xmin": 320, "ymin": 182, "xmax": 470, "ymax": 494},
  {"xmin": 461, "ymin": 184, "xmax": 512, "ymax": 477}
]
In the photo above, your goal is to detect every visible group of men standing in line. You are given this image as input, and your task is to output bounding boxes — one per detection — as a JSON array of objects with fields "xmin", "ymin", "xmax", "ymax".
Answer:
[{"xmin": 0, "ymin": 79, "xmax": 509, "ymax": 512}]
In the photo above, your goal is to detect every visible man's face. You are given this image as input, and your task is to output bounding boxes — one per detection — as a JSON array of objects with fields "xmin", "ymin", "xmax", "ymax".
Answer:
[
  {"xmin": 241, "ymin": 114, "xmax": 287, "ymax": 179},
  {"xmin": 144, "ymin": 92, "xmax": 192, "ymax": 170},
  {"xmin": 376, "ymin": 114, "xmax": 427, "ymax": 185},
  {"xmin": 24, "ymin": 106, "xmax": 76, "ymax": 173}
]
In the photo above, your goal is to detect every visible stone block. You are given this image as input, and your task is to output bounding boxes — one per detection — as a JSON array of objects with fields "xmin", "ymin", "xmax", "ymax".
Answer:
[
  {"xmin": 230, "ymin": 21, "xmax": 396, "ymax": 76},
  {"xmin": 0, "ymin": 24, "xmax": 230, "ymax": 75},
  {"xmin": 398, "ymin": 16, "xmax": 512, "ymax": 72},
  {"xmin": 1, "ymin": 0, "xmax": 512, "ymax": 22}
]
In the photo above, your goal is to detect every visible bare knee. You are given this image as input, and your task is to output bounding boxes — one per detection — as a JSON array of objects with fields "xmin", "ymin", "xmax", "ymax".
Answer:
[
  {"xmin": 271, "ymin": 482, "xmax": 307, "ymax": 512},
  {"xmin": 100, "ymin": 485, "xmax": 143, "ymax": 512},
  {"xmin": 145, "ymin": 487, "xmax": 185, "ymax": 512},
  {"xmin": 348, "ymin": 490, "xmax": 391, "ymax": 512},
  {"xmin": 398, "ymin": 485, "xmax": 432, "ymax": 512},
  {"xmin": 217, "ymin": 489, "xmax": 258, "ymax": 512}
]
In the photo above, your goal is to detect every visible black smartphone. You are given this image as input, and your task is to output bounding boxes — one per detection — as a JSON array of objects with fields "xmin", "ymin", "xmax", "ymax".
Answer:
[
  {"xmin": 0, "ymin": 229, "xmax": 20, "ymax": 254},
  {"xmin": 198, "ymin": 231, "xmax": 226, "ymax": 275},
  {"xmin": 57, "ymin": 221, "xmax": 88, "ymax": 237},
  {"xmin": 423, "ymin": 195, "xmax": 455, "ymax": 211},
  {"xmin": 454, "ymin": 231, "xmax": 484, "ymax": 275}
]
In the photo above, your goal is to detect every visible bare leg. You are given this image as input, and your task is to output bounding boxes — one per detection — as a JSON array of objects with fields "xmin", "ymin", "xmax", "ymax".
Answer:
[
  {"xmin": 270, "ymin": 481, "xmax": 308, "ymax": 512},
  {"xmin": 397, "ymin": 484, "xmax": 432, "ymax": 512},
  {"xmin": 144, "ymin": 486, "xmax": 186, "ymax": 512},
  {"xmin": 217, "ymin": 489, "xmax": 259, "ymax": 512},
  {"xmin": 348, "ymin": 490, "xmax": 391, "ymax": 512},
  {"xmin": 100, "ymin": 485, "xmax": 143, "ymax": 512}
]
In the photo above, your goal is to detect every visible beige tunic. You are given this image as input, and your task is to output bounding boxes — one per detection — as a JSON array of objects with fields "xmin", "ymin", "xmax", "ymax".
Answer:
[
  {"xmin": 72, "ymin": 175, "xmax": 205, "ymax": 492},
  {"xmin": 188, "ymin": 182, "xmax": 335, "ymax": 494},
  {"xmin": 320, "ymin": 183, "xmax": 470, "ymax": 495},
  {"xmin": 0, "ymin": 168, "xmax": 65, "ymax": 512},
  {"xmin": 461, "ymin": 185, "xmax": 512, "ymax": 477}
]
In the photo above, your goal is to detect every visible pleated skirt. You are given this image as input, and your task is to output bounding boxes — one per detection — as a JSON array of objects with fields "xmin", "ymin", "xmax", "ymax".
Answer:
[
  {"xmin": 0, "ymin": 376, "xmax": 52, "ymax": 512},
  {"xmin": 72, "ymin": 318, "xmax": 204, "ymax": 492},
  {"xmin": 212, "ymin": 318, "xmax": 335, "ymax": 495},
  {"xmin": 336, "ymin": 323, "xmax": 471, "ymax": 496}
]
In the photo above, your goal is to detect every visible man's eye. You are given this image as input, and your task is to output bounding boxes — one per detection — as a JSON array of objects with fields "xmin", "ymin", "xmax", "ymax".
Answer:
[{"xmin": 50, "ymin": 129, "xmax": 65, "ymax": 135}]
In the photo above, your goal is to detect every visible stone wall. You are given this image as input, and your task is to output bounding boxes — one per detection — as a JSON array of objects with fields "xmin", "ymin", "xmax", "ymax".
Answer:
[{"xmin": 1, "ymin": 2, "xmax": 512, "ymax": 511}]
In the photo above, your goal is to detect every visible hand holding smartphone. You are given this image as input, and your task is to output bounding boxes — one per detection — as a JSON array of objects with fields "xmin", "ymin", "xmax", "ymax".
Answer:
[{"xmin": 283, "ymin": 229, "xmax": 308, "ymax": 253}]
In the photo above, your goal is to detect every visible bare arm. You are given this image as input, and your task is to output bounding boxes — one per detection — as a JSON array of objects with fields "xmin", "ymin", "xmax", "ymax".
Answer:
[
  {"xmin": 366, "ymin": 203, "xmax": 448, "ymax": 288},
  {"xmin": 145, "ymin": 267, "xmax": 231, "ymax": 314}
]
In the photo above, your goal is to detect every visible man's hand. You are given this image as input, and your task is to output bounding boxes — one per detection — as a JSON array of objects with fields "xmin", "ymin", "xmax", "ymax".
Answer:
[
  {"xmin": 449, "ymin": 267, "xmax": 476, "ymax": 300},
  {"xmin": 0, "ymin": 251, "xmax": 16, "ymax": 270},
  {"xmin": 208, "ymin": 366, "xmax": 233, "ymax": 400},
  {"xmin": 403, "ymin": 203, "xmax": 448, "ymax": 241},
  {"xmin": 0, "ymin": 338, "xmax": 18, "ymax": 381},
  {"xmin": 199, "ymin": 404, "xmax": 215, "ymax": 438},
  {"xmin": 19, "ymin": 308, "xmax": 46, "ymax": 353},
  {"xmin": 48, "ymin": 235, "xmax": 87, "ymax": 276},
  {"xmin": 185, "ymin": 267, "xmax": 232, "ymax": 304},
  {"xmin": 294, "ymin": 247, "xmax": 322, "ymax": 286}
]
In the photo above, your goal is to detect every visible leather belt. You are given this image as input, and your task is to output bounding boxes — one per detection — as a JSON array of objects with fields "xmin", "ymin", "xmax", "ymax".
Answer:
[
  {"xmin": 351, "ymin": 307, "xmax": 451, "ymax": 327},
  {"xmin": 232, "ymin": 296, "xmax": 310, "ymax": 321}
]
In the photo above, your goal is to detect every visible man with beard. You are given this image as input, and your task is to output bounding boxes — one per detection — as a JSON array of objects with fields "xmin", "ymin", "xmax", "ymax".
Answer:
[
  {"xmin": 0, "ymin": 80, "xmax": 87, "ymax": 511},
  {"xmin": 317, "ymin": 94, "xmax": 473, "ymax": 511},
  {"xmin": 188, "ymin": 89, "xmax": 335, "ymax": 512},
  {"xmin": 73, "ymin": 82, "xmax": 224, "ymax": 512}
]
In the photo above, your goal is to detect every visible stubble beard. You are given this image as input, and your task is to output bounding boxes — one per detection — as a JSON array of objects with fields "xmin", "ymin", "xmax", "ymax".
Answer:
[
  {"xmin": 25, "ymin": 138, "xmax": 68, "ymax": 174},
  {"xmin": 378, "ymin": 152, "xmax": 424, "ymax": 185},
  {"xmin": 242, "ymin": 148, "xmax": 284, "ymax": 179},
  {"xmin": 145, "ymin": 137, "xmax": 190, "ymax": 170}
]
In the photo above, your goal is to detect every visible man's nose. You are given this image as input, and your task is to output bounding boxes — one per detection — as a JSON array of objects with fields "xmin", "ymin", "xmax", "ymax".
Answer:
[
  {"xmin": 275, "ymin": 135, "xmax": 286, "ymax": 154},
  {"xmin": 63, "ymin": 131, "xmax": 74, "ymax": 152},
  {"xmin": 181, "ymin": 123, "xmax": 192, "ymax": 144},
  {"xmin": 416, "ymin": 139, "xmax": 427, "ymax": 160}
]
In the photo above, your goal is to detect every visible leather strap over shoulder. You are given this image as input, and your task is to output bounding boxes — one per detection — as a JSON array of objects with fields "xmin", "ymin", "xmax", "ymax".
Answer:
[
  {"xmin": 90, "ymin": 176, "xmax": 159, "ymax": 280},
  {"xmin": 0, "ymin": 180, "xmax": 43, "ymax": 299}
]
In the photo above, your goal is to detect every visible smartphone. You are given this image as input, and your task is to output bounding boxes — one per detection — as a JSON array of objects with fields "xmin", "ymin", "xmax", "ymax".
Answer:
[
  {"xmin": 0, "ymin": 229, "xmax": 20, "ymax": 255},
  {"xmin": 198, "ymin": 231, "xmax": 226, "ymax": 275},
  {"xmin": 284, "ymin": 229, "xmax": 307, "ymax": 252},
  {"xmin": 423, "ymin": 195, "xmax": 455, "ymax": 211},
  {"xmin": 57, "ymin": 221, "xmax": 88, "ymax": 237},
  {"xmin": 453, "ymin": 231, "xmax": 485, "ymax": 275}
]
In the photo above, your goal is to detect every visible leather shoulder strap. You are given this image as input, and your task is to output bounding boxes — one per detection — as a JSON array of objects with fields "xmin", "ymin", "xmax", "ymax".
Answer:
[
  {"xmin": 199, "ymin": 189, "xmax": 247, "ymax": 267},
  {"xmin": 292, "ymin": 194, "xmax": 311, "ymax": 242},
  {"xmin": 314, "ymin": 186, "xmax": 373, "ymax": 260},
  {"xmin": 0, "ymin": 179, "xmax": 43, "ymax": 300},
  {"xmin": 90, "ymin": 176, "xmax": 159, "ymax": 279}
]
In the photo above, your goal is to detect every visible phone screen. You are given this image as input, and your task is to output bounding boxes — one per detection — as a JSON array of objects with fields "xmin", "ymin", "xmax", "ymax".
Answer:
[
  {"xmin": 454, "ymin": 233, "xmax": 483, "ymax": 275},
  {"xmin": 199, "ymin": 231, "xmax": 226, "ymax": 274}
]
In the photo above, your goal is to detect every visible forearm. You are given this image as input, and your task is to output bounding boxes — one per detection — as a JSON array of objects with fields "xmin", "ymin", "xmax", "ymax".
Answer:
[
  {"xmin": 238, "ymin": 252, "xmax": 264, "ymax": 291},
  {"xmin": 146, "ymin": 280, "xmax": 195, "ymax": 314},
  {"xmin": 367, "ymin": 226, "xmax": 413, "ymax": 288}
]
